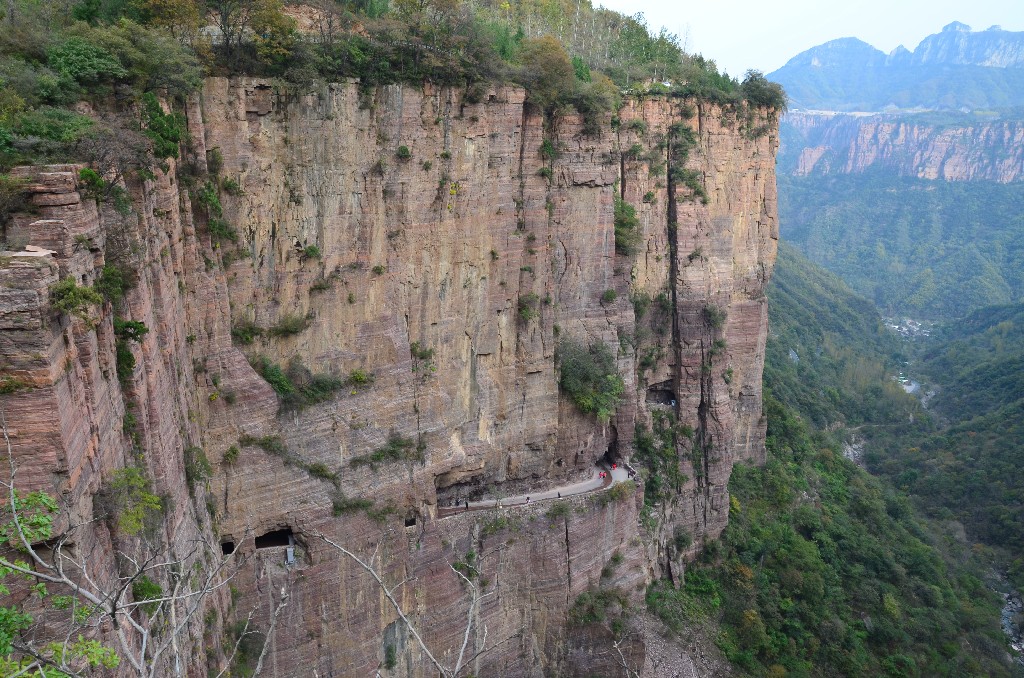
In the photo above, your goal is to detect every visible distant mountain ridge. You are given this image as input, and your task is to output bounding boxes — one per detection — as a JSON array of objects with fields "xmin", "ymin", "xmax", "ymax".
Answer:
[
  {"xmin": 904, "ymin": 21, "xmax": 1024, "ymax": 68},
  {"xmin": 770, "ymin": 22, "xmax": 1024, "ymax": 111},
  {"xmin": 771, "ymin": 21, "xmax": 1024, "ymax": 321},
  {"xmin": 778, "ymin": 110, "xmax": 1024, "ymax": 182}
]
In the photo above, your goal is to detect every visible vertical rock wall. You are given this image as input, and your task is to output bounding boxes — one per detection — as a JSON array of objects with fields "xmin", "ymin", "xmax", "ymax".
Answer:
[
  {"xmin": 0, "ymin": 78, "xmax": 776, "ymax": 675},
  {"xmin": 0, "ymin": 160, "xmax": 242, "ymax": 675}
]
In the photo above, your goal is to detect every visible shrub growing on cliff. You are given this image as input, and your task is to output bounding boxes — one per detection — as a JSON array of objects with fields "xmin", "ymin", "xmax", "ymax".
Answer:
[
  {"xmin": 231, "ymin": 320, "xmax": 264, "ymax": 344},
  {"xmin": 267, "ymin": 312, "xmax": 310, "ymax": 337},
  {"xmin": 249, "ymin": 354, "xmax": 294, "ymax": 396},
  {"xmin": 140, "ymin": 92, "xmax": 186, "ymax": 160},
  {"xmin": 634, "ymin": 412, "xmax": 689, "ymax": 506},
  {"xmin": 349, "ymin": 433, "xmax": 422, "ymax": 470},
  {"xmin": 518, "ymin": 292, "xmax": 540, "ymax": 322},
  {"xmin": 131, "ymin": 576, "xmax": 163, "ymax": 615},
  {"xmin": 95, "ymin": 265, "xmax": 133, "ymax": 305},
  {"xmin": 291, "ymin": 373, "xmax": 345, "ymax": 409},
  {"xmin": 518, "ymin": 36, "xmax": 576, "ymax": 114},
  {"xmin": 113, "ymin": 318, "xmax": 149, "ymax": 383},
  {"xmin": 346, "ymin": 369, "xmax": 374, "ymax": 387},
  {"xmin": 239, "ymin": 434, "xmax": 288, "ymax": 457},
  {"xmin": 670, "ymin": 166, "xmax": 708, "ymax": 204},
  {"xmin": 248, "ymin": 355, "xmax": 349, "ymax": 410},
  {"xmin": 78, "ymin": 168, "xmax": 130, "ymax": 215},
  {"xmin": 223, "ymin": 445, "xmax": 240, "ymax": 465},
  {"xmin": 410, "ymin": 342, "xmax": 436, "ymax": 374},
  {"xmin": 0, "ymin": 376, "xmax": 29, "ymax": 395},
  {"xmin": 94, "ymin": 467, "xmax": 163, "ymax": 536},
  {"xmin": 0, "ymin": 175, "xmax": 29, "ymax": 228},
  {"xmin": 704, "ymin": 304, "xmax": 727, "ymax": 330},
  {"xmin": 331, "ymin": 492, "xmax": 373, "ymax": 516},
  {"xmin": 556, "ymin": 340, "xmax": 624, "ymax": 422},
  {"xmin": 183, "ymin": 446, "xmax": 212, "ymax": 493},
  {"xmin": 739, "ymin": 70, "xmax": 787, "ymax": 111},
  {"xmin": 631, "ymin": 291, "xmax": 652, "ymax": 320},
  {"xmin": 209, "ymin": 218, "xmax": 238, "ymax": 243},
  {"xmin": 569, "ymin": 586, "xmax": 630, "ymax": 637},
  {"xmin": 613, "ymin": 196, "xmax": 641, "ymax": 256},
  {"xmin": 50, "ymin": 276, "xmax": 103, "ymax": 324},
  {"xmin": 596, "ymin": 479, "xmax": 635, "ymax": 506},
  {"xmin": 221, "ymin": 177, "xmax": 243, "ymax": 195},
  {"xmin": 194, "ymin": 181, "xmax": 222, "ymax": 217}
]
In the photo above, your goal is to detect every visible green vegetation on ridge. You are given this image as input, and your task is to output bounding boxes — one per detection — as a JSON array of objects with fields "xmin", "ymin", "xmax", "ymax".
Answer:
[
  {"xmin": 779, "ymin": 173, "xmax": 1024, "ymax": 319},
  {"xmin": 0, "ymin": 0, "xmax": 784, "ymax": 177}
]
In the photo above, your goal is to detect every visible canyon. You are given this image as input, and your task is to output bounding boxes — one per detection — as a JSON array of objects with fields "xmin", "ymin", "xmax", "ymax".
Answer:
[
  {"xmin": 0, "ymin": 79, "xmax": 777, "ymax": 675},
  {"xmin": 780, "ymin": 111, "xmax": 1024, "ymax": 182}
]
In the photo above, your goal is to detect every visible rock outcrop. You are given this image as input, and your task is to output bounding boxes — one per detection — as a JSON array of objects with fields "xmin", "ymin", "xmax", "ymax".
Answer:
[
  {"xmin": 0, "ymin": 79, "xmax": 777, "ymax": 675},
  {"xmin": 781, "ymin": 111, "xmax": 1024, "ymax": 182}
]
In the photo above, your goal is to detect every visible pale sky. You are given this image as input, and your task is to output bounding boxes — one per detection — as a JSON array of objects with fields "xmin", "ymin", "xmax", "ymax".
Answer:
[{"xmin": 595, "ymin": 0, "xmax": 1024, "ymax": 77}]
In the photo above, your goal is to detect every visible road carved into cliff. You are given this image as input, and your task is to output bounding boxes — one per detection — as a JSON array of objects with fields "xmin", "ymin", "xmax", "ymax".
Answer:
[{"xmin": 436, "ymin": 467, "xmax": 631, "ymax": 518}]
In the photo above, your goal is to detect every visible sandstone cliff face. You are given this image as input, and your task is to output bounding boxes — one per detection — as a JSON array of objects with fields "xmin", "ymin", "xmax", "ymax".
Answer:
[
  {"xmin": 0, "ymin": 79, "xmax": 777, "ymax": 675},
  {"xmin": 781, "ymin": 111, "xmax": 1024, "ymax": 182},
  {"xmin": 1, "ymin": 162, "xmax": 232, "ymax": 676}
]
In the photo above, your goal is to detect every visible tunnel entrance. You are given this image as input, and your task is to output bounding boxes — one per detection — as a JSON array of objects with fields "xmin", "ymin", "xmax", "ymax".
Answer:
[
  {"xmin": 646, "ymin": 380, "xmax": 677, "ymax": 407},
  {"xmin": 255, "ymin": 528, "xmax": 294, "ymax": 549},
  {"xmin": 601, "ymin": 424, "xmax": 619, "ymax": 465}
]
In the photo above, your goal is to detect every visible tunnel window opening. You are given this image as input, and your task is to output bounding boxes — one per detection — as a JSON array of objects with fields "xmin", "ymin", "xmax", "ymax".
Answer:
[
  {"xmin": 221, "ymin": 540, "xmax": 235, "ymax": 555},
  {"xmin": 255, "ymin": 527, "xmax": 293, "ymax": 549},
  {"xmin": 646, "ymin": 381, "xmax": 677, "ymax": 406},
  {"xmin": 404, "ymin": 516, "xmax": 416, "ymax": 528}
]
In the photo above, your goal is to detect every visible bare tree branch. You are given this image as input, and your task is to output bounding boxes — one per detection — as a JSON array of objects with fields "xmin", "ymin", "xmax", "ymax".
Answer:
[
  {"xmin": 313, "ymin": 531, "xmax": 450, "ymax": 677},
  {"xmin": 252, "ymin": 584, "xmax": 290, "ymax": 675},
  {"xmin": 612, "ymin": 634, "xmax": 641, "ymax": 678},
  {"xmin": 214, "ymin": 606, "xmax": 259, "ymax": 678},
  {"xmin": 0, "ymin": 410, "xmax": 257, "ymax": 676}
]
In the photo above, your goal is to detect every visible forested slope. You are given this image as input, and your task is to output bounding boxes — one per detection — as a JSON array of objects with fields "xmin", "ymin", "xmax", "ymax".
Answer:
[
  {"xmin": 869, "ymin": 303, "xmax": 1024, "ymax": 589},
  {"xmin": 778, "ymin": 173, "xmax": 1024, "ymax": 319},
  {"xmin": 763, "ymin": 242, "xmax": 914, "ymax": 428},
  {"xmin": 646, "ymin": 245, "xmax": 1016, "ymax": 676}
]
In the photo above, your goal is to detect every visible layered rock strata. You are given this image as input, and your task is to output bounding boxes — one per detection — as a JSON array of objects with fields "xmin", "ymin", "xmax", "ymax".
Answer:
[
  {"xmin": 0, "ymin": 79, "xmax": 777, "ymax": 675},
  {"xmin": 782, "ymin": 111, "xmax": 1024, "ymax": 182}
]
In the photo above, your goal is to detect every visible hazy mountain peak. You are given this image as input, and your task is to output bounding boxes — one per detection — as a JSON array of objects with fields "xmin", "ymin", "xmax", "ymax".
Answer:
[
  {"xmin": 913, "ymin": 21, "xmax": 1024, "ymax": 68},
  {"xmin": 771, "ymin": 22, "xmax": 1024, "ymax": 110},
  {"xmin": 780, "ymin": 37, "xmax": 884, "ymax": 69}
]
